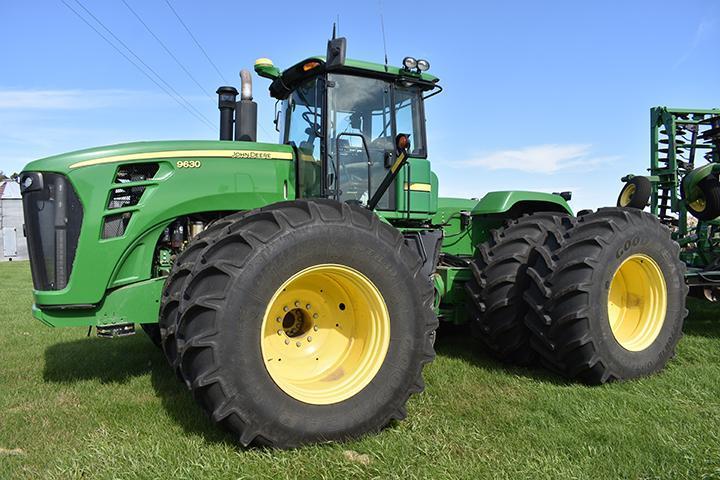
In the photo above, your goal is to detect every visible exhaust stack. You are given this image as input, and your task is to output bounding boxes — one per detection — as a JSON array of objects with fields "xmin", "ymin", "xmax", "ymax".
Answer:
[
  {"xmin": 216, "ymin": 86, "xmax": 238, "ymax": 141},
  {"xmin": 235, "ymin": 70, "xmax": 257, "ymax": 142}
]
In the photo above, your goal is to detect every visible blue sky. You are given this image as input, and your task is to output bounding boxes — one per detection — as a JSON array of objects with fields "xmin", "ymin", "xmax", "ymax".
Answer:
[{"xmin": 1, "ymin": 0, "xmax": 718, "ymax": 209}]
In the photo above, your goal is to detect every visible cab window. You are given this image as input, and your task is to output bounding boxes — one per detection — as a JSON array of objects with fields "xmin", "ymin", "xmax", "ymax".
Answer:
[
  {"xmin": 394, "ymin": 86, "xmax": 426, "ymax": 157},
  {"xmin": 284, "ymin": 76, "xmax": 324, "ymax": 198}
]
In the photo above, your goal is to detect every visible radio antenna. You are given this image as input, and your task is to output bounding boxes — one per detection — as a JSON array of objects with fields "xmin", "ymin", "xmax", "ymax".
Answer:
[{"xmin": 379, "ymin": 0, "xmax": 388, "ymax": 70}]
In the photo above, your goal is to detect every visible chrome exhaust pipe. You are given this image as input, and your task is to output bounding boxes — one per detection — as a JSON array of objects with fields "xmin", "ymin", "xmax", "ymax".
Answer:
[{"xmin": 235, "ymin": 69, "xmax": 257, "ymax": 142}]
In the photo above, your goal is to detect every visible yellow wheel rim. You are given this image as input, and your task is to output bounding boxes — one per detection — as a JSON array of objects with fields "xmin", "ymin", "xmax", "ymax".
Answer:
[
  {"xmin": 619, "ymin": 183, "xmax": 636, "ymax": 207},
  {"xmin": 690, "ymin": 194, "xmax": 707, "ymax": 212},
  {"xmin": 607, "ymin": 254, "xmax": 667, "ymax": 351},
  {"xmin": 260, "ymin": 264, "xmax": 390, "ymax": 405}
]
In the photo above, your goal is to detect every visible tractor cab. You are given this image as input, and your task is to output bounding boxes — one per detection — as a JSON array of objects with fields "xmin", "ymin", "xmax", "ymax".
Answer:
[{"xmin": 254, "ymin": 38, "xmax": 440, "ymax": 212}]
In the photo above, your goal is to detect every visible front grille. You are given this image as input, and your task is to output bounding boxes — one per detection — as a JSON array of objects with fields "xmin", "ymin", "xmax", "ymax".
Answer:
[{"xmin": 20, "ymin": 172, "xmax": 83, "ymax": 291}]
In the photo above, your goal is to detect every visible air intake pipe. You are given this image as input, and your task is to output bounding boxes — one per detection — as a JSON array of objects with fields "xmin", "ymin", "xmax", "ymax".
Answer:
[
  {"xmin": 216, "ymin": 86, "xmax": 238, "ymax": 141},
  {"xmin": 235, "ymin": 70, "xmax": 257, "ymax": 142}
]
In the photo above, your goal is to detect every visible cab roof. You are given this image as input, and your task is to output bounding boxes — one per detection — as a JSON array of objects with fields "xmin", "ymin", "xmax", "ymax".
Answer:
[{"xmin": 268, "ymin": 56, "xmax": 440, "ymax": 100}]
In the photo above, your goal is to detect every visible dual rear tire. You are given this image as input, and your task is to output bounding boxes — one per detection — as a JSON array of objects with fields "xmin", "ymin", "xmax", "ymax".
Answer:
[{"xmin": 468, "ymin": 208, "xmax": 687, "ymax": 384}]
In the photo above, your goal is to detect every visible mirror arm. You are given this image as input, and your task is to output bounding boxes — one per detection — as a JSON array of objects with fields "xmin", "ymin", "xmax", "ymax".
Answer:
[{"xmin": 367, "ymin": 148, "xmax": 408, "ymax": 211}]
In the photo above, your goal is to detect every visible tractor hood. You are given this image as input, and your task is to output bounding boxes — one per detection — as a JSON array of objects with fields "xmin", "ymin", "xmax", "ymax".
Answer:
[
  {"xmin": 22, "ymin": 139, "xmax": 293, "ymax": 175},
  {"xmin": 20, "ymin": 139, "xmax": 295, "ymax": 316}
]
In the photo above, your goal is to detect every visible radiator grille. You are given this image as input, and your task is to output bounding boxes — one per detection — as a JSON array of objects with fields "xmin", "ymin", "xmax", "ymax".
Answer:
[{"xmin": 20, "ymin": 173, "xmax": 83, "ymax": 290}]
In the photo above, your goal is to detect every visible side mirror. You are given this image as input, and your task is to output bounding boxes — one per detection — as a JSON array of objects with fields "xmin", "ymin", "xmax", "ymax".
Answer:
[
  {"xmin": 273, "ymin": 100, "xmax": 281, "ymax": 132},
  {"xmin": 326, "ymin": 36, "xmax": 347, "ymax": 68}
]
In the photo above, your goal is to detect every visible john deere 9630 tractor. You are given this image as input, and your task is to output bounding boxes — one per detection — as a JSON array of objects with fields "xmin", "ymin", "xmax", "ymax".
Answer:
[{"xmin": 19, "ymin": 37, "xmax": 687, "ymax": 447}]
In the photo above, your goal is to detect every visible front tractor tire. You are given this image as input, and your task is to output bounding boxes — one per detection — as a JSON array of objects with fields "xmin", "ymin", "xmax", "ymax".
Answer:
[
  {"xmin": 526, "ymin": 208, "xmax": 687, "ymax": 384},
  {"xmin": 163, "ymin": 200, "xmax": 437, "ymax": 448}
]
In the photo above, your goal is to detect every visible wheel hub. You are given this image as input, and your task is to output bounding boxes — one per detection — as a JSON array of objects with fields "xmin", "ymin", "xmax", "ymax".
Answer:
[{"xmin": 282, "ymin": 308, "xmax": 311, "ymax": 338}]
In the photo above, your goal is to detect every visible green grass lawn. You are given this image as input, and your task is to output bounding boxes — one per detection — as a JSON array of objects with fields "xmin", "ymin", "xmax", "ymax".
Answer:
[{"xmin": 1, "ymin": 260, "xmax": 719, "ymax": 479}]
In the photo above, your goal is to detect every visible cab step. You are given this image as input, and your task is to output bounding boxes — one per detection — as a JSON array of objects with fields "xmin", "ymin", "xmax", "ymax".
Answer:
[{"xmin": 96, "ymin": 323, "xmax": 135, "ymax": 338}]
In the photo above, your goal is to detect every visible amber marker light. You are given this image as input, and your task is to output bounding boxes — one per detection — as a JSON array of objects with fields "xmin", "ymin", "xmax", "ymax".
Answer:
[{"xmin": 303, "ymin": 61, "xmax": 321, "ymax": 71}]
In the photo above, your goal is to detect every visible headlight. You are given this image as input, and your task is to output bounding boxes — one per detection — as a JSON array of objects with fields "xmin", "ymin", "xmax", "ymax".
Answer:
[{"xmin": 402, "ymin": 56, "xmax": 417, "ymax": 70}]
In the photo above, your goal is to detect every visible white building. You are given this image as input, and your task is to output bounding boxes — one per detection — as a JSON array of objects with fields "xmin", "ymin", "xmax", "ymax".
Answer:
[{"xmin": 1, "ymin": 180, "xmax": 27, "ymax": 261}]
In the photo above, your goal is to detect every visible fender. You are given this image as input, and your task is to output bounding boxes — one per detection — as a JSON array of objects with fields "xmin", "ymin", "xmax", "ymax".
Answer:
[{"xmin": 471, "ymin": 191, "xmax": 572, "ymax": 216}]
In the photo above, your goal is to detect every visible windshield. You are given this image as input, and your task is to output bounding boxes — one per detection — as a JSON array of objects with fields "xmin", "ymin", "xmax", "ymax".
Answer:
[
  {"xmin": 327, "ymin": 74, "xmax": 394, "ymax": 209},
  {"xmin": 282, "ymin": 73, "xmax": 427, "ymax": 209}
]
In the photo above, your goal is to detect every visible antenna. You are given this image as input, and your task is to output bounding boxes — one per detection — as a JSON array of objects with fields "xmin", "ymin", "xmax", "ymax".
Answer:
[
  {"xmin": 379, "ymin": 1, "xmax": 388, "ymax": 69},
  {"xmin": 332, "ymin": 22, "xmax": 336, "ymax": 40}
]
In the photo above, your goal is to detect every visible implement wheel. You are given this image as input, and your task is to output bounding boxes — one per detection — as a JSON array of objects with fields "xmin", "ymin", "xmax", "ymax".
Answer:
[
  {"xmin": 617, "ymin": 176, "xmax": 651, "ymax": 209},
  {"xmin": 170, "ymin": 199, "xmax": 437, "ymax": 448},
  {"xmin": 681, "ymin": 174, "xmax": 720, "ymax": 221},
  {"xmin": 526, "ymin": 208, "xmax": 687, "ymax": 384}
]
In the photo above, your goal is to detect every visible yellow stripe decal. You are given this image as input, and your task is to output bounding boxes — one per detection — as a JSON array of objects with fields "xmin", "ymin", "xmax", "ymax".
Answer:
[
  {"xmin": 390, "ymin": 151, "xmax": 407, "ymax": 174},
  {"xmin": 403, "ymin": 182, "xmax": 432, "ymax": 192},
  {"xmin": 69, "ymin": 149, "xmax": 294, "ymax": 169}
]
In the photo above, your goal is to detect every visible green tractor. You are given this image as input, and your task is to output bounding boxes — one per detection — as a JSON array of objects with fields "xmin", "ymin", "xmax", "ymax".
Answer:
[
  {"xmin": 19, "ymin": 36, "xmax": 687, "ymax": 448},
  {"xmin": 618, "ymin": 106, "xmax": 720, "ymax": 300}
]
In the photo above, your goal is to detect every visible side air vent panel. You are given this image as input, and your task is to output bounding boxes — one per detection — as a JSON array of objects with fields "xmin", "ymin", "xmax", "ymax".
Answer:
[
  {"xmin": 102, "ymin": 212, "xmax": 132, "ymax": 239},
  {"xmin": 107, "ymin": 186, "xmax": 146, "ymax": 209},
  {"xmin": 114, "ymin": 162, "xmax": 159, "ymax": 183}
]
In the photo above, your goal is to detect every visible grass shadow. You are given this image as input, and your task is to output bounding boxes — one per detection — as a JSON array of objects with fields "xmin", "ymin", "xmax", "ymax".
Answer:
[
  {"xmin": 43, "ymin": 332, "xmax": 235, "ymax": 445},
  {"xmin": 684, "ymin": 298, "xmax": 720, "ymax": 338},
  {"xmin": 43, "ymin": 334, "xmax": 157, "ymax": 384},
  {"xmin": 433, "ymin": 322, "xmax": 571, "ymax": 386},
  {"xmin": 149, "ymin": 357, "xmax": 235, "ymax": 445}
]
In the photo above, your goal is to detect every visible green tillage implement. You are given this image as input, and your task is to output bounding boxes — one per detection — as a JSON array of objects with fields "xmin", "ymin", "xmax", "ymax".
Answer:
[
  {"xmin": 20, "ymin": 36, "xmax": 688, "ymax": 448},
  {"xmin": 619, "ymin": 106, "xmax": 720, "ymax": 295}
]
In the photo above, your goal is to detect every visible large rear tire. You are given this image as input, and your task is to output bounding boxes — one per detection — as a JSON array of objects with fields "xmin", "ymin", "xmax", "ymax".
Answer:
[
  {"xmin": 466, "ymin": 213, "xmax": 574, "ymax": 364},
  {"xmin": 170, "ymin": 199, "xmax": 437, "ymax": 448},
  {"xmin": 526, "ymin": 208, "xmax": 687, "ymax": 384}
]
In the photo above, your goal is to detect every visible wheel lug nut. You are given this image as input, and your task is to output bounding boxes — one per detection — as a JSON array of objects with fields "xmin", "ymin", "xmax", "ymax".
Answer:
[
  {"xmin": 306, "ymin": 304, "xmax": 311, "ymax": 310},
  {"xmin": 296, "ymin": 341, "xmax": 302, "ymax": 347},
  {"xmin": 307, "ymin": 336, "xmax": 312, "ymax": 342},
  {"xmin": 284, "ymin": 339, "xmax": 290, "ymax": 345},
  {"xmin": 294, "ymin": 301, "xmax": 300, "ymax": 307},
  {"xmin": 276, "ymin": 317, "xmax": 281, "ymax": 323},
  {"xmin": 283, "ymin": 306, "xmax": 289, "ymax": 312},
  {"xmin": 277, "ymin": 329, "xmax": 282, "ymax": 336},
  {"xmin": 313, "ymin": 325, "xmax": 318, "ymax": 331},
  {"xmin": 313, "ymin": 313, "xmax": 318, "ymax": 319}
]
